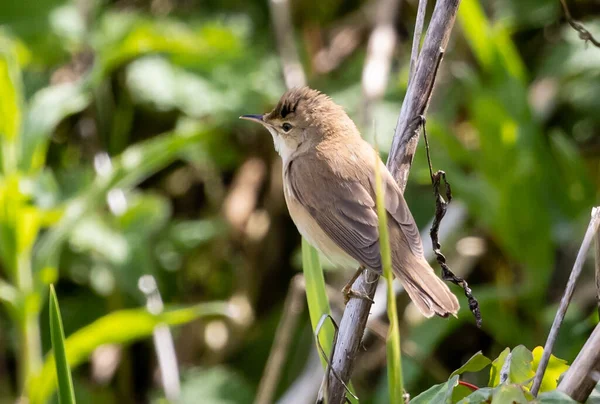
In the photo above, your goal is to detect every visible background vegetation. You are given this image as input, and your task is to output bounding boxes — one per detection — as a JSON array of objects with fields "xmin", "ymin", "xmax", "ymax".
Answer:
[{"xmin": 0, "ymin": 0, "xmax": 598, "ymax": 402}]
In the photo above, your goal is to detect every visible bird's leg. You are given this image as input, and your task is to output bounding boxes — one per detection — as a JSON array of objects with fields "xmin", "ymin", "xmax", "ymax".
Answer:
[{"xmin": 341, "ymin": 265, "xmax": 374, "ymax": 305}]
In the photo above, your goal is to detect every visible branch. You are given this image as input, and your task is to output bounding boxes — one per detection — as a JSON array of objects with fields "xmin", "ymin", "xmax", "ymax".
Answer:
[
  {"xmin": 531, "ymin": 206, "xmax": 600, "ymax": 396},
  {"xmin": 325, "ymin": 1, "xmax": 462, "ymax": 402},
  {"xmin": 559, "ymin": 0, "xmax": 600, "ymax": 48},
  {"xmin": 557, "ymin": 322, "xmax": 600, "ymax": 401},
  {"xmin": 409, "ymin": 0, "xmax": 428, "ymax": 83}
]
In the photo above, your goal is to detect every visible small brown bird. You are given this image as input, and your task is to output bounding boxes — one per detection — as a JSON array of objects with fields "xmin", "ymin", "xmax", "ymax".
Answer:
[{"xmin": 241, "ymin": 87, "xmax": 459, "ymax": 318}]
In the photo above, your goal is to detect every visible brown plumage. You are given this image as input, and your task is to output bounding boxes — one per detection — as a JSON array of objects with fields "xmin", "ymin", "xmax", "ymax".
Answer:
[{"xmin": 241, "ymin": 87, "xmax": 459, "ymax": 318}]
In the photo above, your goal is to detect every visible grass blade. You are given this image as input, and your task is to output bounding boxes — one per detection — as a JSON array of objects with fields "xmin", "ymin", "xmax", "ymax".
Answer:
[
  {"xmin": 32, "ymin": 301, "xmax": 233, "ymax": 404},
  {"xmin": 49, "ymin": 285, "xmax": 76, "ymax": 404},
  {"xmin": 373, "ymin": 151, "xmax": 404, "ymax": 402},
  {"xmin": 301, "ymin": 239, "xmax": 335, "ymax": 367},
  {"xmin": 302, "ymin": 236, "xmax": 357, "ymax": 402}
]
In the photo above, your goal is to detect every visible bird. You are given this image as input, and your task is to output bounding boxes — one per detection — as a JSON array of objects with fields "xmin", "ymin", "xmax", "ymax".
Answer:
[{"xmin": 240, "ymin": 87, "xmax": 459, "ymax": 318}]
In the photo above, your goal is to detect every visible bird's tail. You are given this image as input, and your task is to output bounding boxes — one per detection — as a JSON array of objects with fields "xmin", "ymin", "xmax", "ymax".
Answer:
[{"xmin": 394, "ymin": 256, "xmax": 459, "ymax": 318}]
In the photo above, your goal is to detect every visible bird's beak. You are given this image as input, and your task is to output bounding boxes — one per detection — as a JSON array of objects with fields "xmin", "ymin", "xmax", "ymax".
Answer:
[{"xmin": 239, "ymin": 114, "xmax": 265, "ymax": 124}]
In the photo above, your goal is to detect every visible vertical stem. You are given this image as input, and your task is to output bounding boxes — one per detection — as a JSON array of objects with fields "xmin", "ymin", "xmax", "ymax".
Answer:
[
  {"xmin": 17, "ymin": 253, "xmax": 42, "ymax": 395},
  {"xmin": 531, "ymin": 207, "xmax": 600, "ymax": 396},
  {"xmin": 255, "ymin": 275, "xmax": 305, "ymax": 404}
]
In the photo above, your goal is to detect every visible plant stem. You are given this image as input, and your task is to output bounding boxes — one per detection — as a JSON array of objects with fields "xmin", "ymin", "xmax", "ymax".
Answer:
[{"xmin": 17, "ymin": 253, "xmax": 42, "ymax": 395}]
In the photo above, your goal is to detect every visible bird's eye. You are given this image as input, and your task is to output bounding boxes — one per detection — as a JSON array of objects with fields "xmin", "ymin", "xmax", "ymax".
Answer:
[{"xmin": 282, "ymin": 123, "xmax": 293, "ymax": 132}]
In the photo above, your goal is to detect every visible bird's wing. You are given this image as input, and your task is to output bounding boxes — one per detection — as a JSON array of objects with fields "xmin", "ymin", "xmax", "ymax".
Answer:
[
  {"xmin": 286, "ymin": 154, "xmax": 424, "ymax": 272},
  {"xmin": 378, "ymin": 163, "xmax": 424, "ymax": 258}
]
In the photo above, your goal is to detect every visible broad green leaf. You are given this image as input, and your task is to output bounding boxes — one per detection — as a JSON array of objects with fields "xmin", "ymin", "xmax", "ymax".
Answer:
[
  {"xmin": 536, "ymin": 390, "xmax": 577, "ymax": 403},
  {"xmin": 452, "ymin": 384, "xmax": 476, "ymax": 403},
  {"xmin": 490, "ymin": 384, "xmax": 528, "ymax": 404},
  {"xmin": 508, "ymin": 345, "xmax": 535, "ymax": 385},
  {"xmin": 487, "ymin": 346, "xmax": 569, "ymax": 393},
  {"xmin": 451, "ymin": 351, "xmax": 493, "ymax": 378},
  {"xmin": 488, "ymin": 346, "xmax": 535, "ymax": 387},
  {"xmin": 49, "ymin": 285, "xmax": 76, "ymax": 404},
  {"xmin": 34, "ymin": 126, "xmax": 212, "ymax": 272},
  {"xmin": 31, "ymin": 301, "xmax": 233, "ymax": 404},
  {"xmin": 531, "ymin": 346, "xmax": 570, "ymax": 393},
  {"xmin": 411, "ymin": 375, "xmax": 459, "ymax": 404},
  {"xmin": 489, "ymin": 348, "xmax": 510, "ymax": 387},
  {"xmin": 373, "ymin": 150, "xmax": 403, "ymax": 402},
  {"xmin": 457, "ymin": 387, "xmax": 493, "ymax": 404}
]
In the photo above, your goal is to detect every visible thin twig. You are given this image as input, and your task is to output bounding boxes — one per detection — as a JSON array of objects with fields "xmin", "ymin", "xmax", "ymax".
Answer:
[
  {"xmin": 421, "ymin": 117, "xmax": 481, "ymax": 327},
  {"xmin": 531, "ymin": 207, "xmax": 600, "ymax": 396},
  {"xmin": 326, "ymin": 1, "xmax": 463, "ymax": 402},
  {"xmin": 315, "ymin": 314, "xmax": 357, "ymax": 404},
  {"xmin": 409, "ymin": 0, "xmax": 428, "ymax": 84},
  {"xmin": 557, "ymin": 321, "xmax": 600, "ymax": 401},
  {"xmin": 559, "ymin": 0, "xmax": 600, "ymax": 48},
  {"xmin": 255, "ymin": 275, "xmax": 305, "ymax": 404},
  {"xmin": 269, "ymin": 0, "xmax": 307, "ymax": 88}
]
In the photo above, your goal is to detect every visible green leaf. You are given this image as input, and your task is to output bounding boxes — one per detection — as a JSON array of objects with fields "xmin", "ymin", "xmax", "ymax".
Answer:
[
  {"xmin": 457, "ymin": 387, "xmax": 493, "ymax": 404},
  {"xmin": 536, "ymin": 390, "xmax": 577, "ymax": 403},
  {"xmin": 301, "ymin": 239, "xmax": 334, "ymax": 368},
  {"xmin": 508, "ymin": 345, "xmax": 535, "ymax": 385},
  {"xmin": 451, "ymin": 351, "xmax": 493, "ymax": 378},
  {"xmin": 452, "ymin": 384, "xmax": 476, "ymax": 403},
  {"xmin": 31, "ymin": 301, "xmax": 233, "ymax": 404},
  {"xmin": 93, "ymin": 14, "xmax": 242, "ymax": 79},
  {"xmin": 489, "ymin": 348, "xmax": 510, "ymax": 387},
  {"xmin": 176, "ymin": 366, "xmax": 254, "ymax": 404},
  {"xmin": 301, "ymin": 239, "xmax": 356, "ymax": 402},
  {"xmin": 20, "ymin": 82, "xmax": 90, "ymax": 173},
  {"xmin": 34, "ymin": 126, "xmax": 212, "ymax": 272},
  {"xmin": 531, "ymin": 346, "xmax": 570, "ymax": 393},
  {"xmin": 373, "ymin": 150, "xmax": 403, "ymax": 402},
  {"xmin": 490, "ymin": 384, "xmax": 528, "ymax": 404},
  {"xmin": 488, "ymin": 346, "xmax": 536, "ymax": 388},
  {"xmin": 49, "ymin": 285, "xmax": 76, "ymax": 404},
  {"xmin": 458, "ymin": 0, "xmax": 494, "ymax": 71},
  {"xmin": 411, "ymin": 375, "xmax": 459, "ymax": 404},
  {"xmin": 0, "ymin": 34, "xmax": 23, "ymax": 174}
]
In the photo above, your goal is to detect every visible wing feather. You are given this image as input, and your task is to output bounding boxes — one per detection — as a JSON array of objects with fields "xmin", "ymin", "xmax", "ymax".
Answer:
[{"xmin": 286, "ymin": 151, "xmax": 424, "ymax": 272}]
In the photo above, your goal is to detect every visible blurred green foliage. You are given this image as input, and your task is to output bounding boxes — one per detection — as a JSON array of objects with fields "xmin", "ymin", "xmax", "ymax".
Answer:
[
  {"xmin": 412, "ymin": 345, "xmax": 575, "ymax": 403},
  {"xmin": 0, "ymin": 0, "xmax": 597, "ymax": 402}
]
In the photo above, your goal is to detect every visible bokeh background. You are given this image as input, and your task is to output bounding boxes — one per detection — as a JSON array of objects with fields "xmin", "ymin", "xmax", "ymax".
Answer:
[{"xmin": 0, "ymin": 0, "xmax": 599, "ymax": 402}]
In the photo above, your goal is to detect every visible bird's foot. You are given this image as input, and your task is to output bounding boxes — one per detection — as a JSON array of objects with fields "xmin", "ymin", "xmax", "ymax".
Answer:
[{"xmin": 342, "ymin": 287, "xmax": 375, "ymax": 305}]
